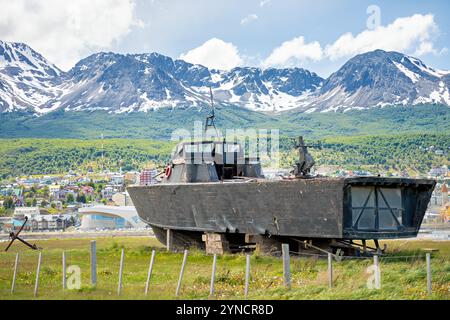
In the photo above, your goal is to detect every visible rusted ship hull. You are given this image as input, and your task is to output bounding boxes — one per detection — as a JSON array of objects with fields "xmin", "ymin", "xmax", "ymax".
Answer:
[{"xmin": 128, "ymin": 177, "xmax": 435, "ymax": 245}]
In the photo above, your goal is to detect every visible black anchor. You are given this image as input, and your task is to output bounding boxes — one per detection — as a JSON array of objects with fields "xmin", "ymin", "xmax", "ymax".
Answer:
[{"xmin": 4, "ymin": 216, "xmax": 39, "ymax": 251}]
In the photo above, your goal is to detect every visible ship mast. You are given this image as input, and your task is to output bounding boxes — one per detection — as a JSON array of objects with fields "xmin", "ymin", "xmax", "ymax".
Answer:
[
  {"xmin": 204, "ymin": 86, "xmax": 223, "ymax": 179},
  {"xmin": 204, "ymin": 86, "xmax": 218, "ymax": 137}
]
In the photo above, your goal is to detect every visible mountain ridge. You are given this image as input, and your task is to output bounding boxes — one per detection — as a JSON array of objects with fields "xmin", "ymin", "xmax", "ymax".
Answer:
[{"xmin": 0, "ymin": 40, "xmax": 449, "ymax": 115}]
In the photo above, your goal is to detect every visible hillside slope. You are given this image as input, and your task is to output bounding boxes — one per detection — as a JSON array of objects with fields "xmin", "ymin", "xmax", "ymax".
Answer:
[
  {"xmin": 0, "ymin": 104, "xmax": 448, "ymax": 139},
  {"xmin": 0, "ymin": 133, "xmax": 448, "ymax": 179}
]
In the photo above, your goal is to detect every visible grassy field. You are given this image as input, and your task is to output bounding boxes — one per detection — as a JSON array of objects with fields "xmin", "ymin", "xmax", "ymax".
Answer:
[{"xmin": 0, "ymin": 237, "xmax": 449, "ymax": 300}]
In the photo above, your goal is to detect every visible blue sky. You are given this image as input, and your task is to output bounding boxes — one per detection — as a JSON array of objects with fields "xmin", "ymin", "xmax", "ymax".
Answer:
[{"xmin": 1, "ymin": 0, "xmax": 449, "ymax": 76}]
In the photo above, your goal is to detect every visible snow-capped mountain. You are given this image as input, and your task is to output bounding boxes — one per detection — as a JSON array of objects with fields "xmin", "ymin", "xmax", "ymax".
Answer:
[
  {"xmin": 208, "ymin": 67, "xmax": 322, "ymax": 112},
  {"xmin": 0, "ymin": 41, "xmax": 449, "ymax": 115},
  {"xmin": 305, "ymin": 50, "xmax": 450, "ymax": 112},
  {"xmin": 45, "ymin": 52, "xmax": 323, "ymax": 113},
  {"xmin": 0, "ymin": 40, "xmax": 64, "ymax": 113},
  {"xmin": 0, "ymin": 41, "xmax": 323, "ymax": 113},
  {"xmin": 45, "ymin": 52, "xmax": 211, "ymax": 113}
]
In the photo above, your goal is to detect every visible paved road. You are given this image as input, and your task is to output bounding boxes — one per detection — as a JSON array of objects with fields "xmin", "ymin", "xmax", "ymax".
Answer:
[
  {"xmin": 0, "ymin": 229, "xmax": 154, "ymax": 242},
  {"xmin": 1, "ymin": 227, "xmax": 448, "ymax": 242},
  {"xmin": 418, "ymin": 228, "xmax": 450, "ymax": 240}
]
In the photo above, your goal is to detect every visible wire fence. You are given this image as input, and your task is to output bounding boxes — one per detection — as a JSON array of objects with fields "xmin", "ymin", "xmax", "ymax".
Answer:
[
  {"xmin": 278, "ymin": 250, "xmax": 431, "ymax": 261},
  {"xmin": 0, "ymin": 242, "xmax": 446, "ymax": 299}
]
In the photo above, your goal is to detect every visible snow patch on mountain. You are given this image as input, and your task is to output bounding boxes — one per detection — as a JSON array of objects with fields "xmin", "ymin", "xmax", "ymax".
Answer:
[
  {"xmin": 1, "ymin": 42, "xmax": 449, "ymax": 114},
  {"xmin": 393, "ymin": 61, "xmax": 420, "ymax": 83},
  {"xmin": 0, "ymin": 40, "xmax": 63, "ymax": 113},
  {"xmin": 407, "ymin": 56, "xmax": 448, "ymax": 78}
]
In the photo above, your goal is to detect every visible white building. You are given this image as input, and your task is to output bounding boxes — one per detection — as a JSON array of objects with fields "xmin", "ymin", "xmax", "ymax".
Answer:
[
  {"xmin": 428, "ymin": 166, "xmax": 448, "ymax": 177},
  {"xmin": 78, "ymin": 205, "xmax": 145, "ymax": 230},
  {"xmin": 14, "ymin": 207, "xmax": 40, "ymax": 219},
  {"xmin": 30, "ymin": 215, "xmax": 65, "ymax": 231},
  {"xmin": 111, "ymin": 192, "xmax": 134, "ymax": 206},
  {"xmin": 109, "ymin": 174, "xmax": 125, "ymax": 185},
  {"xmin": 48, "ymin": 184, "xmax": 61, "ymax": 197}
]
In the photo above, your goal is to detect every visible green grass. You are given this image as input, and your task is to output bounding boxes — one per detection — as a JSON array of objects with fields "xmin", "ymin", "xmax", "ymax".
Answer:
[{"xmin": 0, "ymin": 237, "xmax": 448, "ymax": 300}]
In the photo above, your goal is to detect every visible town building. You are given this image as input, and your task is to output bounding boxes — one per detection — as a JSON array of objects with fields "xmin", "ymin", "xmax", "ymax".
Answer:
[
  {"xmin": 111, "ymin": 192, "xmax": 134, "ymax": 206},
  {"xmin": 48, "ymin": 184, "xmax": 61, "ymax": 198},
  {"xmin": 139, "ymin": 169, "xmax": 158, "ymax": 186},
  {"xmin": 424, "ymin": 182, "xmax": 450, "ymax": 223},
  {"xmin": 80, "ymin": 185, "xmax": 94, "ymax": 196},
  {"xmin": 78, "ymin": 205, "xmax": 145, "ymax": 230},
  {"xmin": 109, "ymin": 174, "xmax": 125, "ymax": 186},
  {"xmin": 124, "ymin": 171, "xmax": 140, "ymax": 184},
  {"xmin": 14, "ymin": 206, "xmax": 40, "ymax": 219},
  {"xmin": 0, "ymin": 217, "xmax": 11, "ymax": 232},
  {"xmin": 428, "ymin": 166, "xmax": 448, "ymax": 177}
]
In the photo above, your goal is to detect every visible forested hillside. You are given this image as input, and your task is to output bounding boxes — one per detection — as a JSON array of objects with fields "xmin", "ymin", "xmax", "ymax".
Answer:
[
  {"xmin": 281, "ymin": 134, "xmax": 449, "ymax": 175},
  {"xmin": 0, "ymin": 133, "xmax": 448, "ymax": 179},
  {"xmin": 0, "ymin": 139, "xmax": 174, "ymax": 179},
  {"xmin": 0, "ymin": 104, "xmax": 448, "ymax": 139}
]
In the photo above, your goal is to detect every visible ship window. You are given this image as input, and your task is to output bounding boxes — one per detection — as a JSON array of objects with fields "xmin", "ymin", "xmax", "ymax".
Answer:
[
  {"xmin": 352, "ymin": 187, "xmax": 375, "ymax": 208},
  {"xmin": 351, "ymin": 187, "xmax": 375, "ymax": 227},
  {"xmin": 379, "ymin": 188, "xmax": 402, "ymax": 209},
  {"xmin": 227, "ymin": 144, "xmax": 240, "ymax": 153},
  {"xmin": 184, "ymin": 144, "xmax": 199, "ymax": 153},
  {"xmin": 356, "ymin": 209, "xmax": 376, "ymax": 230},
  {"xmin": 379, "ymin": 210, "xmax": 400, "ymax": 230},
  {"xmin": 378, "ymin": 188, "xmax": 402, "ymax": 229},
  {"xmin": 351, "ymin": 186, "xmax": 403, "ymax": 231},
  {"xmin": 201, "ymin": 143, "xmax": 213, "ymax": 153}
]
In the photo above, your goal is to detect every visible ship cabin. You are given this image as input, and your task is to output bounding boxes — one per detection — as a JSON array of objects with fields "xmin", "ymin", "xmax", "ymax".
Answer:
[{"xmin": 164, "ymin": 140, "xmax": 264, "ymax": 183}]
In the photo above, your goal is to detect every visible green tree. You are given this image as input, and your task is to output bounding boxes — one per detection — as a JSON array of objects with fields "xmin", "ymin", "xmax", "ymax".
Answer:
[
  {"xmin": 66, "ymin": 193, "xmax": 74, "ymax": 203},
  {"xmin": 3, "ymin": 196, "xmax": 14, "ymax": 209},
  {"xmin": 76, "ymin": 194, "xmax": 86, "ymax": 204},
  {"xmin": 0, "ymin": 206, "xmax": 7, "ymax": 216}
]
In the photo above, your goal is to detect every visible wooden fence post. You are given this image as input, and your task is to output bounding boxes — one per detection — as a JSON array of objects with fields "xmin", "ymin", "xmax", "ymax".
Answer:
[
  {"xmin": 90, "ymin": 240, "xmax": 97, "ymax": 286},
  {"xmin": 244, "ymin": 254, "xmax": 250, "ymax": 298},
  {"xmin": 144, "ymin": 250, "xmax": 156, "ymax": 296},
  {"xmin": 209, "ymin": 254, "xmax": 217, "ymax": 297},
  {"xmin": 11, "ymin": 253, "xmax": 19, "ymax": 294},
  {"xmin": 282, "ymin": 244, "xmax": 291, "ymax": 289},
  {"xmin": 117, "ymin": 249, "xmax": 125, "ymax": 296},
  {"xmin": 166, "ymin": 229, "xmax": 173, "ymax": 251},
  {"xmin": 373, "ymin": 255, "xmax": 380, "ymax": 289},
  {"xmin": 62, "ymin": 251, "xmax": 66, "ymax": 290},
  {"xmin": 426, "ymin": 253, "xmax": 432, "ymax": 295},
  {"xmin": 328, "ymin": 252, "xmax": 333, "ymax": 288},
  {"xmin": 175, "ymin": 250, "xmax": 188, "ymax": 297},
  {"xmin": 34, "ymin": 252, "xmax": 42, "ymax": 297}
]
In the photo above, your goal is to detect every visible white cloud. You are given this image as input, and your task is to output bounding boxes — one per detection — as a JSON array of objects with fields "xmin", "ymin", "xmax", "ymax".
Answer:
[
  {"xmin": 260, "ymin": 0, "xmax": 271, "ymax": 7},
  {"xmin": 414, "ymin": 41, "xmax": 437, "ymax": 56},
  {"xmin": 0, "ymin": 0, "xmax": 142, "ymax": 70},
  {"xmin": 240, "ymin": 14, "xmax": 258, "ymax": 26},
  {"xmin": 263, "ymin": 36, "xmax": 323, "ymax": 67},
  {"xmin": 325, "ymin": 14, "xmax": 439, "ymax": 60},
  {"xmin": 262, "ymin": 14, "xmax": 442, "ymax": 68},
  {"xmin": 179, "ymin": 38, "xmax": 243, "ymax": 70}
]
